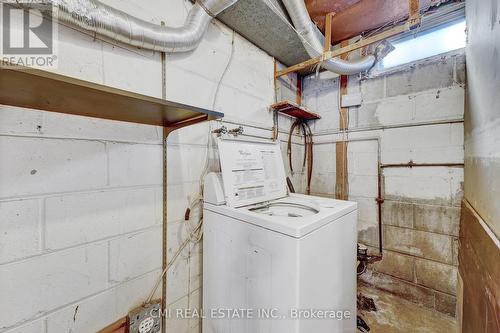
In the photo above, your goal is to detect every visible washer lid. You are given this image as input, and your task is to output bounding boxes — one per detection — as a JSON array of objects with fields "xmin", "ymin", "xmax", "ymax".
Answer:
[
  {"xmin": 249, "ymin": 200, "xmax": 320, "ymax": 218},
  {"xmin": 217, "ymin": 137, "xmax": 287, "ymax": 208}
]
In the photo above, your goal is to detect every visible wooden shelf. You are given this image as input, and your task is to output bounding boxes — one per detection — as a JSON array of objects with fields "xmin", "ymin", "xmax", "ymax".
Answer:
[
  {"xmin": 271, "ymin": 101, "xmax": 321, "ymax": 121},
  {"xmin": 0, "ymin": 65, "xmax": 223, "ymax": 127}
]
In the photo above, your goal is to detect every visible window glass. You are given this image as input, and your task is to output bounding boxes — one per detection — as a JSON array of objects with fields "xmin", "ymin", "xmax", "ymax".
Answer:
[{"xmin": 379, "ymin": 19, "xmax": 466, "ymax": 69}]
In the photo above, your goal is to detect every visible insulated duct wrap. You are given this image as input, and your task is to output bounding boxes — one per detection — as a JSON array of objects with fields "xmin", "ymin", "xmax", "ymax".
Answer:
[
  {"xmin": 20, "ymin": 0, "xmax": 237, "ymax": 52},
  {"xmin": 281, "ymin": 0, "xmax": 376, "ymax": 74}
]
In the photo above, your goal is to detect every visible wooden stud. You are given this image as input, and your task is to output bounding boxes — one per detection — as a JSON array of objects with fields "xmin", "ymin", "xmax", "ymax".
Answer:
[
  {"xmin": 336, "ymin": 40, "xmax": 349, "ymax": 200},
  {"xmin": 295, "ymin": 76, "xmax": 302, "ymax": 105},
  {"xmin": 408, "ymin": 0, "xmax": 421, "ymax": 28},
  {"xmin": 323, "ymin": 12, "xmax": 335, "ymax": 52},
  {"xmin": 275, "ymin": 22, "xmax": 410, "ymax": 78}
]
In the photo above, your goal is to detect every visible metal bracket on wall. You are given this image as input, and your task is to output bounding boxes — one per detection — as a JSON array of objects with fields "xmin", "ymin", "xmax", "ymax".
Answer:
[{"xmin": 0, "ymin": 63, "xmax": 223, "ymax": 333}]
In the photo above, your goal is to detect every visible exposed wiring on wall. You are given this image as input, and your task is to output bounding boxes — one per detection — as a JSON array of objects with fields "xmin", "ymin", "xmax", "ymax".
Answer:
[
  {"xmin": 146, "ymin": 26, "xmax": 236, "ymax": 306},
  {"xmin": 287, "ymin": 119, "xmax": 314, "ymax": 194},
  {"xmin": 212, "ymin": 29, "xmax": 235, "ymax": 110},
  {"xmin": 146, "ymin": 125, "xmax": 216, "ymax": 305}
]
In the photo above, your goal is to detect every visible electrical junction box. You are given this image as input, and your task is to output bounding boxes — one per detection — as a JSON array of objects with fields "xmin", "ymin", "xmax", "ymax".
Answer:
[
  {"xmin": 128, "ymin": 301, "xmax": 161, "ymax": 333},
  {"xmin": 341, "ymin": 93, "xmax": 363, "ymax": 107}
]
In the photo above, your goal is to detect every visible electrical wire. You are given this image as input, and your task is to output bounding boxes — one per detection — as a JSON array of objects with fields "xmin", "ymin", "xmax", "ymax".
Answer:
[
  {"xmin": 212, "ymin": 29, "xmax": 235, "ymax": 110},
  {"xmin": 146, "ymin": 24, "xmax": 236, "ymax": 305},
  {"xmin": 145, "ymin": 220, "xmax": 202, "ymax": 304}
]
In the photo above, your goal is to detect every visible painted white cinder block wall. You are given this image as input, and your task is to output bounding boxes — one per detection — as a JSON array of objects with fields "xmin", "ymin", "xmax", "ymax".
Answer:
[
  {"xmin": 0, "ymin": 1, "xmax": 302, "ymax": 332},
  {"xmin": 301, "ymin": 50, "xmax": 465, "ymax": 316}
]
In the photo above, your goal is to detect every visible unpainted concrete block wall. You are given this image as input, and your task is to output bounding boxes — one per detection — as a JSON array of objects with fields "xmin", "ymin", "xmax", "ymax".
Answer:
[
  {"xmin": 0, "ymin": 0, "xmax": 302, "ymax": 332},
  {"xmin": 301, "ymin": 51, "xmax": 466, "ymax": 316}
]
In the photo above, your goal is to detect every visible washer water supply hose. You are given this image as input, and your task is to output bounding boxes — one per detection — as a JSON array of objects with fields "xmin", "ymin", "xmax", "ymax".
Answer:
[{"xmin": 287, "ymin": 119, "xmax": 314, "ymax": 194}]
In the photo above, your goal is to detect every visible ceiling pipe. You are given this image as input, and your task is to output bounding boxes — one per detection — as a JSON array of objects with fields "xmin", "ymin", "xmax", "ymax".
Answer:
[
  {"xmin": 16, "ymin": 0, "xmax": 237, "ymax": 53},
  {"xmin": 281, "ymin": 0, "xmax": 378, "ymax": 75},
  {"xmin": 18, "ymin": 0, "xmax": 383, "ymax": 74}
]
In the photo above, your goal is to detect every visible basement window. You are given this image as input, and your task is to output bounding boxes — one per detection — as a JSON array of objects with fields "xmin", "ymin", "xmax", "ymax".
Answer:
[{"xmin": 378, "ymin": 18, "xmax": 466, "ymax": 70}]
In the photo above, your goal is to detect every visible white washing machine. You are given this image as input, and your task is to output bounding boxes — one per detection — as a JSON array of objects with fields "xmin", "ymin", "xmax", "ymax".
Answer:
[{"xmin": 202, "ymin": 137, "xmax": 357, "ymax": 333}]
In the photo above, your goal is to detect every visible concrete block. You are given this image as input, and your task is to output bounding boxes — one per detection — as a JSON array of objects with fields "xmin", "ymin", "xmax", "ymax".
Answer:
[
  {"xmin": 454, "ymin": 54, "xmax": 466, "ymax": 85},
  {"xmin": 352, "ymin": 196, "xmax": 377, "ymax": 225},
  {"xmin": 414, "ymin": 86, "xmax": 465, "ymax": 122},
  {"xmin": 452, "ymin": 237, "xmax": 459, "ymax": 266},
  {"xmin": 167, "ymin": 256, "xmax": 190, "ymax": 306},
  {"xmin": 188, "ymin": 288, "xmax": 202, "ymax": 331},
  {"xmin": 45, "ymin": 188, "xmax": 160, "ymax": 249},
  {"xmin": 383, "ymin": 225, "xmax": 453, "ymax": 264},
  {"xmin": 415, "ymin": 259, "xmax": 457, "ymax": 295},
  {"xmin": 348, "ymin": 175, "xmax": 377, "ymax": 198},
  {"xmin": 311, "ymin": 107, "xmax": 341, "ymax": 133},
  {"xmin": 166, "ymin": 296, "xmax": 190, "ymax": 333},
  {"xmin": 47, "ymin": 289, "xmax": 116, "ymax": 333},
  {"xmin": 435, "ymin": 291, "xmax": 457, "ymax": 316},
  {"xmin": 103, "ymin": 0, "xmax": 167, "ymax": 23},
  {"xmin": 0, "ymin": 137, "xmax": 107, "ymax": 198},
  {"xmin": 114, "ymin": 269, "xmax": 163, "ymax": 316},
  {"xmin": 356, "ymin": 95, "xmax": 415, "ymax": 129},
  {"xmin": 167, "ymin": 122, "xmax": 209, "ymax": 146},
  {"xmin": 189, "ymin": 250, "xmax": 202, "ymax": 292},
  {"xmin": 108, "ymin": 142, "xmax": 162, "ymax": 187},
  {"xmin": 348, "ymin": 152, "xmax": 378, "ymax": 176},
  {"xmin": 167, "ymin": 144, "xmax": 210, "ymax": 184},
  {"xmin": 52, "ymin": 25, "xmax": 103, "ymax": 84},
  {"xmin": 383, "ymin": 167, "xmax": 463, "ymax": 206},
  {"xmin": 360, "ymin": 270, "xmax": 435, "ymax": 309},
  {"xmin": 101, "ymin": 41, "xmax": 162, "ymax": 99},
  {"xmin": 302, "ymin": 74, "xmax": 338, "ymax": 92},
  {"xmin": 109, "ymin": 227, "xmax": 162, "ymax": 283},
  {"xmin": 0, "ymin": 243, "xmax": 108, "ymax": 329},
  {"xmin": 46, "ymin": 269, "xmax": 161, "ymax": 333},
  {"xmin": 382, "ymin": 200, "xmax": 414, "ymax": 228},
  {"xmin": 41, "ymin": 112, "xmax": 163, "ymax": 144},
  {"xmin": 357, "ymin": 224, "xmax": 379, "ymax": 248},
  {"xmin": 2, "ymin": 320, "xmax": 45, "ymax": 333},
  {"xmin": 381, "ymin": 123, "xmax": 464, "ymax": 164},
  {"xmin": 347, "ymin": 140, "xmax": 378, "ymax": 153},
  {"xmin": 0, "ymin": 105, "xmax": 42, "ymax": 136},
  {"xmin": 215, "ymin": 85, "xmax": 272, "ymax": 125},
  {"xmin": 167, "ymin": 23, "xmax": 233, "ymax": 84},
  {"xmin": 310, "ymin": 172, "xmax": 335, "ymax": 195},
  {"xmin": 0, "ymin": 199, "xmax": 40, "ymax": 264},
  {"xmin": 359, "ymin": 76, "xmax": 385, "ymax": 101},
  {"xmin": 372, "ymin": 250, "xmax": 415, "ymax": 282},
  {"xmin": 223, "ymin": 61, "xmax": 273, "ymax": 105},
  {"xmin": 312, "ymin": 143, "xmax": 335, "ymax": 174},
  {"xmin": 414, "ymin": 204, "xmax": 460, "ymax": 236},
  {"xmin": 165, "ymin": 65, "xmax": 217, "ymax": 109},
  {"xmin": 167, "ymin": 181, "xmax": 200, "ymax": 222},
  {"xmin": 385, "ymin": 58, "xmax": 455, "ymax": 97}
]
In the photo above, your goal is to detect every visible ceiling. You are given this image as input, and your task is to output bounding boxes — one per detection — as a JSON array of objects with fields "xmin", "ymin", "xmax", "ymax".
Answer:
[
  {"xmin": 306, "ymin": 0, "xmax": 448, "ymax": 43},
  {"xmin": 217, "ymin": 0, "xmax": 456, "ymax": 67}
]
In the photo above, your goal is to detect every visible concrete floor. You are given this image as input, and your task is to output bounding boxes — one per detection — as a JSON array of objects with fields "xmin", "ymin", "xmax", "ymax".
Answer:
[{"xmin": 358, "ymin": 284, "xmax": 457, "ymax": 333}]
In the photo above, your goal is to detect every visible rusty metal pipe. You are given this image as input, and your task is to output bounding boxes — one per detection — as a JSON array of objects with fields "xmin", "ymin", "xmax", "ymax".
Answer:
[{"xmin": 381, "ymin": 161, "xmax": 464, "ymax": 168}]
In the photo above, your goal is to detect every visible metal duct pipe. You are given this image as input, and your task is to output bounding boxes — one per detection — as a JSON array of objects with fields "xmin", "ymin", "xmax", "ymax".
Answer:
[
  {"xmin": 281, "ymin": 0, "xmax": 376, "ymax": 75},
  {"xmin": 19, "ymin": 0, "xmax": 237, "ymax": 53}
]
